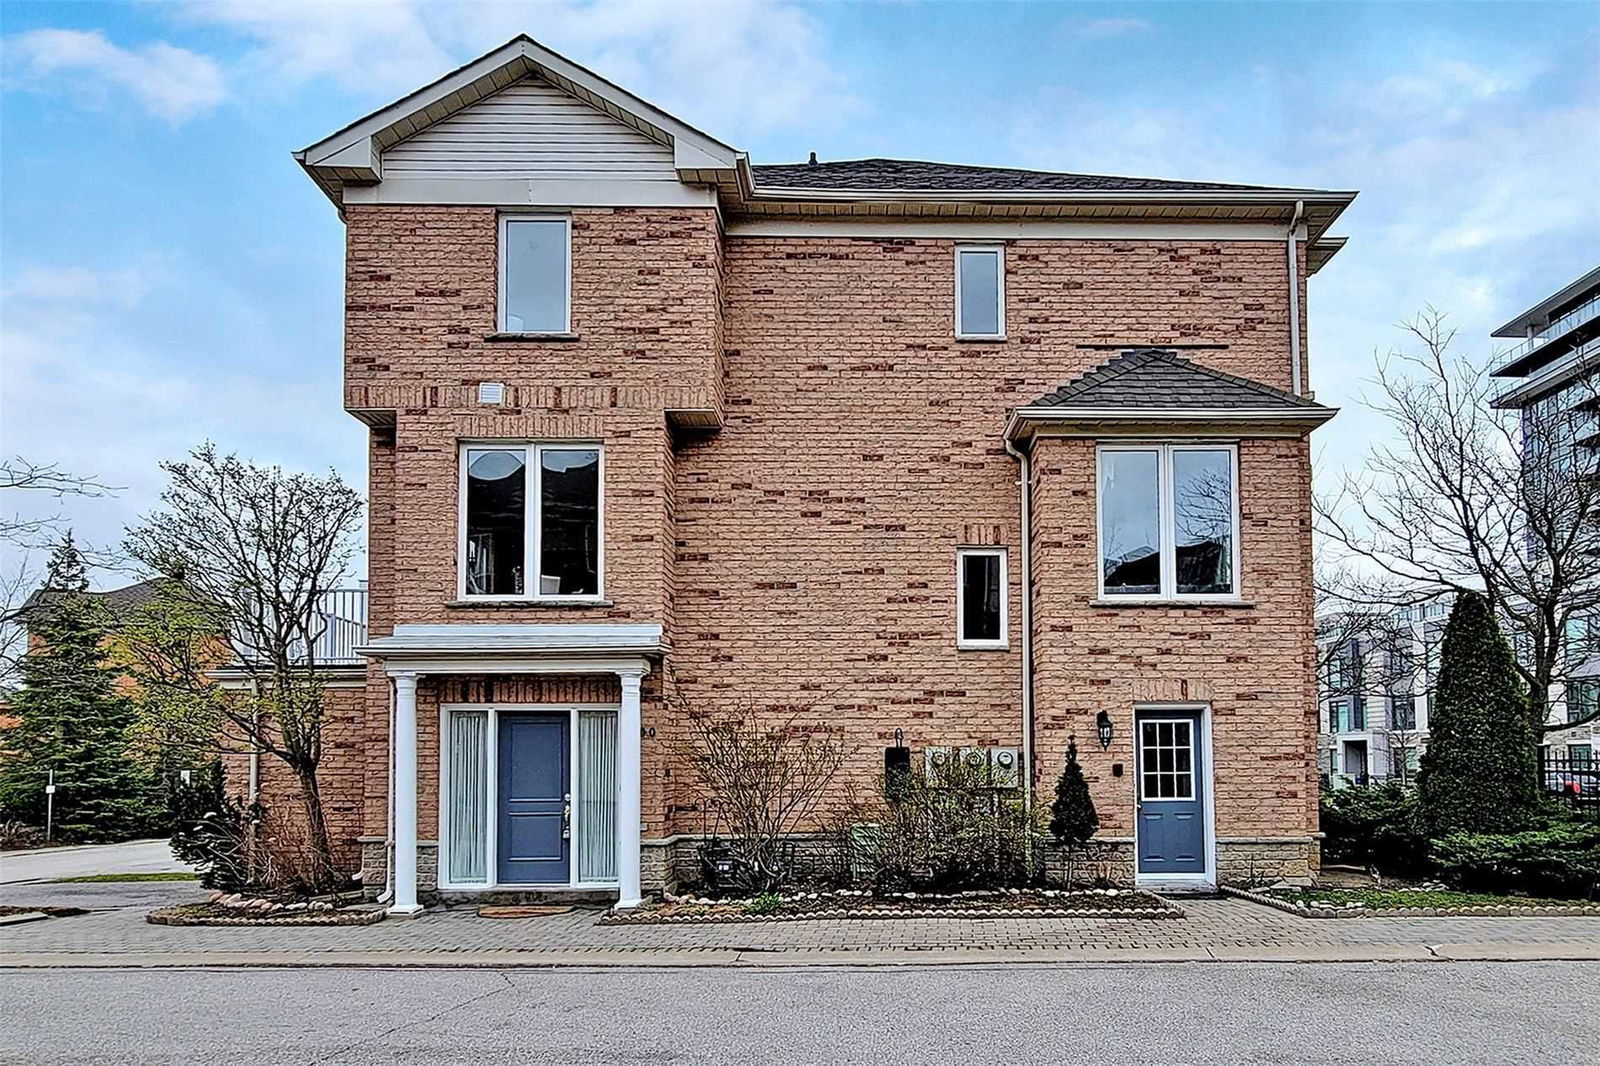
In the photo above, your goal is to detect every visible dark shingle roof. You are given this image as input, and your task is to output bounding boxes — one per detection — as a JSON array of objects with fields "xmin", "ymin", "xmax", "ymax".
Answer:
[
  {"xmin": 17, "ymin": 579, "xmax": 166, "ymax": 623},
  {"xmin": 1030, "ymin": 348, "xmax": 1327, "ymax": 411},
  {"xmin": 751, "ymin": 158, "xmax": 1307, "ymax": 194}
]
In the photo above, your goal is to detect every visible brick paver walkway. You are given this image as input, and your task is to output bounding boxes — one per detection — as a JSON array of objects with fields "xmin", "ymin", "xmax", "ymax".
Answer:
[{"xmin": 5, "ymin": 882, "xmax": 1600, "ymax": 964}]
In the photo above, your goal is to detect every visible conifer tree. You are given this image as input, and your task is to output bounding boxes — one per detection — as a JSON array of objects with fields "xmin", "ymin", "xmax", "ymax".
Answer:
[
  {"xmin": 1417, "ymin": 590, "xmax": 1541, "ymax": 835},
  {"xmin": 1050, "ymin": 739, "xmax": 1100, "ymax": 884},
  {"xmin": 0, "ymin": 535, "xmax": 159, "ymax": 840}
]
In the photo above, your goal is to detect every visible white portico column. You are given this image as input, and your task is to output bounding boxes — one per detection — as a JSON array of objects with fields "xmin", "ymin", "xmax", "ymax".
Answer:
[
  {"xmin": 616, "ymin": 668, "xmax": 646, "ymax": 908},
  {"xmin": 390, "ymin": 671, "xmax": 424, "ymax": 917}
]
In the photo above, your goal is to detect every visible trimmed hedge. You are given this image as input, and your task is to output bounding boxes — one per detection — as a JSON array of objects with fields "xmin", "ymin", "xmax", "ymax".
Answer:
[
  {"xmin": 1431, "ymin": 817, "xmax": 1600, "ymax": 900},
  {"xmin": 1319, "ymin": 782, "xmax": 1430, "ymax": 877}
]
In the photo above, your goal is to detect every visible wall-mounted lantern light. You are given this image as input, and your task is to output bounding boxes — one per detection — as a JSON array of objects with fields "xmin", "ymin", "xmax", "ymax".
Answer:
[{"xmin": 1095, "ymin": 710, "xmax": 1114, "ymax": 751}]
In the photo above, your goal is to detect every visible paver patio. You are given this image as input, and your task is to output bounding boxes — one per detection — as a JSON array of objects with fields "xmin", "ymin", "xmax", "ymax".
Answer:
[{"xmin": 4, "ymin": 881, "xmax": 1600, "ymax": 966}]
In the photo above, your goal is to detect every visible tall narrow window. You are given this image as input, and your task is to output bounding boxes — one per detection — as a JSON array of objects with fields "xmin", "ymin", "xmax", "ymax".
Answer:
[
  {"xmin": 460, "ymin": 443, "xmax": 603, "ymax": 600},
  {"xmin": 500, "ymin": 216, "xmax": 570, "ymax": 333},
  {"xmin": 1098, "ymin": 445, "xmax": 1240, "ymax": 600},
  {"xmin": 957, "ymin": 547, "xmax": 1007, "ymax": 648},
  {"xmin": 1099, "ymin": 449, "xmax": 1162, "ymax": 596},
  {"xmin": 539, "ymin": 447, "xmax": 600, "ymax": 596},
  {"xmin": 955, "ymin": 245, "xmax": 1003, "ymax": 338},
  {"xmin": 577, "ymin": 711, "xmax": 618, "ymax": 882},
  {"xmin": 446, "ymin": 711, "xmax": 489, "ymax": 884},
  {"xmin": 465, "ymin": 448, "xmax": 526, "ymax": 596}
]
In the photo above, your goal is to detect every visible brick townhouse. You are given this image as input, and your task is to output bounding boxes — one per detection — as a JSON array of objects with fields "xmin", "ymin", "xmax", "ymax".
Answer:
[{"xmin": 292, "ymin": 36, "xmax": 1353, "ymax": 912}]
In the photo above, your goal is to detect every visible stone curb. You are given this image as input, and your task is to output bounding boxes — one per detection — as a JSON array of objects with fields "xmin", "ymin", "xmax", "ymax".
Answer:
[
  {"xmin": 598, "ymin": 905, "xmax": 1181, "ymax": 925},
  {"xmin": 1221, "ymin": 885, "xmax": 1600, "ymax": 919},
  {"xmin": 5, "ymin": 942, "xmax": 1600, "ymax": 969},
  {"xmin": 147, "ymin": 906, "xmax": 387, "ymax": 928}
]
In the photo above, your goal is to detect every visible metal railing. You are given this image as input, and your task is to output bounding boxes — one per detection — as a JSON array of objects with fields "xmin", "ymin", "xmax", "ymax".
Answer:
[
  {"xmin": 1540, "ymin": 752, "xmax": 1600, "ymax": 819},
  {"xmin": 1497, "ymin": 292, "xmax": 1600, "ymax": 368},
  {"xmin": 229, "ymin": 586, "xmax": 368, "ymax": 667}
]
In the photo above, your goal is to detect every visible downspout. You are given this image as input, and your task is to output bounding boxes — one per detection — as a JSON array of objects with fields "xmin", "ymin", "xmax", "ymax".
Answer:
[
  {"xmin": 247, "ymin": 679, "xmax": 260, "ymax": 875},
  {"xmin": 1005, "ymin": 437, "xmax": 1035, "ymax": 832},
  {"xmin": 1287, "ymin": 199, "xmax": 1306, "ymax": 395}
]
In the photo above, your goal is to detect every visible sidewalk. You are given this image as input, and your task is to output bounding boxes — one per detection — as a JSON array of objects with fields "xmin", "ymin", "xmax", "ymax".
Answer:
[{"xmin": 4, "ymin": 882, "xmax": 1600, "ymax": 968}]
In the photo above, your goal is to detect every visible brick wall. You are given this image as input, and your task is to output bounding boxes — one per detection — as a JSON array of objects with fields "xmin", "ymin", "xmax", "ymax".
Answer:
[{"xmin": 343, "ymin": 214, "xmax": 1320, "ymax": 878}]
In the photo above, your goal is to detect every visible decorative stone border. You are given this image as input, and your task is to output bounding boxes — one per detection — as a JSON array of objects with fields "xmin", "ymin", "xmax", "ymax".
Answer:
[
  {"xmin": 147, "ymin": 904, "xmax": 386, "ymax": 927},
  {"xmin": 1222, "ymin": 885, "xmax": 1600, "ymax": 919},
  {"xmin": 600, "ymin": 890, "xmax": 1184, "ymax": 925}
]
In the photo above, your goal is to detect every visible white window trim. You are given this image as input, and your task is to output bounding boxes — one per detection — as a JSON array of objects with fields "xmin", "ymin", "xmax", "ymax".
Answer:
[
  {"xmin": 457, "ymin": 441, "xmax": 605, "ymax": 603},
  {"xmin": 497, "ymin": 214, "xmax": 572, "ymax": 334},
  {"xmin": 1096, "ymin": 442, "xmax": 1242, "ymax": 603},
  {"xmin": 954, "ymin": 244, "xmax": 1005, "ymax": 340},
  {"xmin": 437, "ymin": 702, "xmax": 622, "ymax": 891},
  {"xmin": 956, "ymin": 546, "xmax": 1009, "ymax": 650}
]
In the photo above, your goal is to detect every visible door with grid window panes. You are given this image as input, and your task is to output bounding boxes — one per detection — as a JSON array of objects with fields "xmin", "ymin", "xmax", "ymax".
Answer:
[{"xmin": 1134, "ymin": 711, "xmax": 1207, "ymax": 875}]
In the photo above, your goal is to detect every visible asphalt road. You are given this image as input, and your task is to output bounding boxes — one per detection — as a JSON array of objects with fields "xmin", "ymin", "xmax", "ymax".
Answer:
[
  {"xmin": 3, "ymin": 961, "xmax": 1594, "ymax": 1065},
  {"xmin": 0, "ymin": 838, "xmax": 193, "ymax": 884}
]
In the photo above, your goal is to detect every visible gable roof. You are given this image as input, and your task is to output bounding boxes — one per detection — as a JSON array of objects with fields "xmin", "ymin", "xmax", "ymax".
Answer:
[
  {"xmin": 751, "ymin": 159, "xmax": 1319, "ymax": 195},
  {"xmin": 1006, "ymin": 348, "xmax": 1337, "ymax": 443},
  {"xmin": 295, "ymin": 35, "xmax": 740, "ymax": 206}
]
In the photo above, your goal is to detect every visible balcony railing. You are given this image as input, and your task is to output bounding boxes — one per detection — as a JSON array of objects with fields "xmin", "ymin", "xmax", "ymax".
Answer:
[
  {"xmin": 229, "ymin": 586, "xmax": 368, "ymax": 668},
  {"xmin": 1496, "ymin": 291, "xmax": 1600, "ymax": 371}
]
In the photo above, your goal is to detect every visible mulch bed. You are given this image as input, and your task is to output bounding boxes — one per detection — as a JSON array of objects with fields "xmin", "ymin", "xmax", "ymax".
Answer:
[
  {"xmin": 147, "ymin": 902, "xmax": 386, "ymax": 927},
  {"xmin": 599, "ymin": 888, "xmax": 1183, "ymax": 925},
  {"xmin": 1224, "ymin": 885, "xmax": 1600, "ymax": 919}
]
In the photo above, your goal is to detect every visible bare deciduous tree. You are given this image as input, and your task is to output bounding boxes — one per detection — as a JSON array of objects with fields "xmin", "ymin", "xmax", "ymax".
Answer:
[
  {"xmin": 678, "ymin": 697, "xmax": 848, "ymax": 894},
  {"xmin": 124, "ymin": 444, "xmax": 362, "ymax": 888},
  {"xmin": 1316, "ymin": 309, "xmax": 1600, "ymax": 733}
]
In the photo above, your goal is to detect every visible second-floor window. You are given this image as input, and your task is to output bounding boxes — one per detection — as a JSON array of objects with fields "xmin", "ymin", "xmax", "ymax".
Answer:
[
  {"xmin": 1098, "ymin": 444, "xmax": 1239, "ymax": 600},
  {"xmin": 461, "ymin": 443, "xmax": 602, "ymax": 600},
  {"xmin": 957, "ymin": 547, "xmax": 1007, "ymax": 648},
  {"xmin": 955, "ymin": 245, "xmax": 1004, "ymax": 339},
  {"xmin": 499, "ymin": 216, "xmax": 571, "ymax": 333}
]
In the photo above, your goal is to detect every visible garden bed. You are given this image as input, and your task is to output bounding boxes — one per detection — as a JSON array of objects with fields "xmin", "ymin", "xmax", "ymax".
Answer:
[
  {"xmin": 599, "ymin": 888, "xmax": 1182, "ymax": 924},
  {"xmin": 148, "ymin": 902, "xmax": 386, "ymax": 927},
  {"xmin": 1225, "ymin": 884, "xmax": 1600, "ymax": 918}
]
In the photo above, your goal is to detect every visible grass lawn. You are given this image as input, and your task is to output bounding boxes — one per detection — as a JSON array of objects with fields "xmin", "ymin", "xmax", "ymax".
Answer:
[
  {"xmin": 1268, "ymin": 886, "xmax": 1584, "ymax": 910},
  {"xmin": 54, "ymin": 872, "xmax": 198, "ymax": 884}
]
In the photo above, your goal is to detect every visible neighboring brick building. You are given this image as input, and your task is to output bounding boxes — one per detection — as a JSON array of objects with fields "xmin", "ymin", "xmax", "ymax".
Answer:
[{"xmin": 295, "ymin": 36, "xmax": 1354, "ymax": 911}]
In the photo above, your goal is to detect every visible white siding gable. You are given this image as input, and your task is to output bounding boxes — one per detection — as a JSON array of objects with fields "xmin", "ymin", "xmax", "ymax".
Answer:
[{"xmin": 383, "ymin": 77, "xmax": 678, "ymax": 182}]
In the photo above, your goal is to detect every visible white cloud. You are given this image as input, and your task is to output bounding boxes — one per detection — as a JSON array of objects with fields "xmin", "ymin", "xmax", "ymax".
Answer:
[
  {"xmin": 177, "ymin": 0, "xmax": 854, "ymax": 138},
  {"xmin": 0, "ymin": 261, "xmax": 362, "ymax": 568},
  {"xmin": 2, "ymin": 28, "xmax": 226, "ymax": 122}
]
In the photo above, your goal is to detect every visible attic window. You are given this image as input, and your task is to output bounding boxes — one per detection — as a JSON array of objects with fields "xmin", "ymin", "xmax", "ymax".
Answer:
[{"xmin": 499, "ymin": 216, "xmax": 571, "ymax": 333}]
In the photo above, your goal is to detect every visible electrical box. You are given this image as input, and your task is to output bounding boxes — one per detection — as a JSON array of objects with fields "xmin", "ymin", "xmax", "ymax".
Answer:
[
  {"xmin": 989, "ymin": 747, "xmax": 1020, "ymax": 789},
  {"xmin": 923, "ymin": 747, "xmax": 952, "ymax": 775}
]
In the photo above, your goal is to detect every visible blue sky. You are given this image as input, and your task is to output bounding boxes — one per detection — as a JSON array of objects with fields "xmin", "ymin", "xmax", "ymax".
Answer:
[{"xmin": 2, "ymin": 1, "xmax": 1597, "ymax": 586}]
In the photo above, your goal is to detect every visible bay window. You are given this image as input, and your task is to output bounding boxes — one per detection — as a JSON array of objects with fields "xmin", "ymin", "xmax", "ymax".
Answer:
[
  {"xmin": 1098, "ymin": 444, "xmax": 1239, "ymax": 600},
  {"xmin": 462, "ymin": 443, "xmax": 602, "ymax": 600}
]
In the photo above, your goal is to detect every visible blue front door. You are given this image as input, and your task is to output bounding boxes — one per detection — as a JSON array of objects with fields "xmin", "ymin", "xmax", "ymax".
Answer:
[
  {"xmin": 1135, "ymin": 712, "xmax": 1207, "ymax": 876},
  {"xmin": 497, "ymin": 713, "xmax": 570, "ymax": 884}
]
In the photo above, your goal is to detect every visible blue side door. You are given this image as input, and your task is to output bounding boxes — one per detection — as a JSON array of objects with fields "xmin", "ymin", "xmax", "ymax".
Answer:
[
  {"xmin": 1135, "ymin": 712, "xmax": 1207, "ymax": 876},
  {"xmin": 497, "ymin": 713, "xmax": 570, "ymax": 884}
]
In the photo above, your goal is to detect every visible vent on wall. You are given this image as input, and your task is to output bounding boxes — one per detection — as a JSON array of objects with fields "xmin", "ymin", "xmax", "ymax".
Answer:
[{"xmin": 477, "ymin": 382, "xmax": 506, "ymax": 405}]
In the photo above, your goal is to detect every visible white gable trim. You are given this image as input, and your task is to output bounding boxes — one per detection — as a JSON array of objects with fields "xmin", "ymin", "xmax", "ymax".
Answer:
[{"xmin": 296, "ymin": 36, "xmax": 739, "ymax": 205}]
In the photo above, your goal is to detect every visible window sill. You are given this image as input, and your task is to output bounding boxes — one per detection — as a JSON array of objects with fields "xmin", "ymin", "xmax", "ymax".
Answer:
[
  {"xmin": 445, "ymin": 598, "xmax": 614, "ymax": 609},
  {"xmin": 485, "ymin": 331, "xmax": 581, "ymax": 343},
  {"xmin": 1090, "ymin": 598, "xmax": 1254, "ymax": 609},
  {"xmin": 957, "ymin": 642, "xmax": 1011, "ymax": 651},
  {"xmin": 955, "ymin": 334, "xmax": 1007, "ymax": 343}
]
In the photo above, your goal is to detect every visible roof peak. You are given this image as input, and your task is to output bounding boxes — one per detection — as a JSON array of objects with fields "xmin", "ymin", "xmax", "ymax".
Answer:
[{"xmin": 1030, "ymin": 347, "xmax": 1326, "ymax": 411}]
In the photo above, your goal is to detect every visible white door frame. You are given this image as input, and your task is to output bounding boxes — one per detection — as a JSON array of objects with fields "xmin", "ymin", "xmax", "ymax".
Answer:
[
  {"xmin": 437, "ymin": 702, "xmax": 621, "ymax": 891},
  {"xmin": 1131, "ymin": 702, "xmax": 1217, "ymax": 890}
]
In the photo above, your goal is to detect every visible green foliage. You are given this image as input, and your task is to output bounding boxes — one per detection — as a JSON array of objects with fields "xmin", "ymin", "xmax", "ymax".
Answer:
[
  {"xmin": 1431, "ymin": 816, "xmax": 1600, "ymax": 900},
  {"xmin": 856, "ymin": 758, "xmax": 1049, "ymax": 891},
  {"xmin": 1417, "ymin": 591, "xmax": 1541, "ymax": 835},
  {"xmin": 0, "ymin": 536, "xmax": 161, "ymax": 841},
  {"xmin": 168, "ymin": 760, "xmax": 257, "ymax": 892},
  {"xmin": 1319, "ymin": 782, "xmax": 1429, "ymax": 876},
  {"xmin": 114, "ymin": 584, "xmax": 227, "ymax": 777},
  {"xmin": 1049, "ymin": 739, "xmax": 1100, "ymax": 848},
  {"xmin": 1270, "ymin": 885, "xmax": 1582, "ymax": 909},
  {"xmin": 746, "ymin": 891, "xmax": 784, "ymax": 915}
]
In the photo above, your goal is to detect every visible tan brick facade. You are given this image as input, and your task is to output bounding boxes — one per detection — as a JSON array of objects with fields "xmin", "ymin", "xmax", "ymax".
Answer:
[{"xmin": 337, "ymin": 203, "xmax": 1322, "ymax": 891}]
